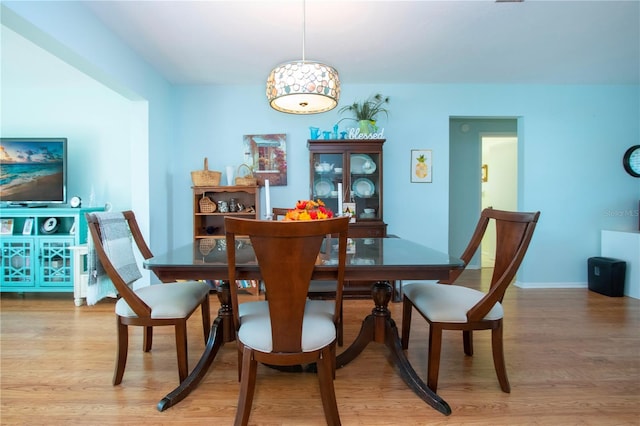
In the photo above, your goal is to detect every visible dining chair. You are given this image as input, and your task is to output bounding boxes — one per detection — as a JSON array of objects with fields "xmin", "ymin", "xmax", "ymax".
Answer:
[
  {"xmin": 271, "ymin": 207, "xmax": 344, "ymax": 346},
  {"xmin": 401, "ymin": 207, "xmax": 540, "ymax": 393},
  {"xmin": 86, "ymin": 211, "xmax": 211, "ymax": 385},
  {"xmin": 225, "ymin": 216, "xmax": 349, "ymax": 426}
]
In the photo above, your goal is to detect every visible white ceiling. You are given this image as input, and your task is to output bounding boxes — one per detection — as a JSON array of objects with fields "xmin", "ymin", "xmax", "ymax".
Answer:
[{"xmin": 82, "ymin": 0, "xmax": 639, "ymax": 86}]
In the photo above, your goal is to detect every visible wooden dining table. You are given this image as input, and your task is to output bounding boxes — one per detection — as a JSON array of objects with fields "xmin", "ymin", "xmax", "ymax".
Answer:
[{"xmin": 144, "ymin": 237, "xmax": 464, "ymax": 416}]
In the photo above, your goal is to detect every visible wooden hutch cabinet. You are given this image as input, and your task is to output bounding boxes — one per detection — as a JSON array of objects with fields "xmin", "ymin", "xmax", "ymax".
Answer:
[
  {"xmin": 308, "ymin": 139, "xmax": 387, "ymax": 238},
  {"xmin": 192, "ymin": 186, "xmax": 260, "ymax": 240},
  {"xmin": 309, "ymin": 139, "xmax": 388, "ymax": 298}
]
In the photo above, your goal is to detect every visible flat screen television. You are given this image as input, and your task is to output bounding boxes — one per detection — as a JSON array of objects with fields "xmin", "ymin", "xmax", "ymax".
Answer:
[{"xmin": 0, "ymin": 137, "xmax": 67, "ymax": 206}]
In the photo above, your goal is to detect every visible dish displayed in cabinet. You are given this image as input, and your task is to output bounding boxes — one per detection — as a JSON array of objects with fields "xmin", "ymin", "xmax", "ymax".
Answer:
[
  {"xmin": 352, "ymin": 178, "xmax": 375, "ymax": 198},
  {"xmin": 314, "ymin": 178, "xmax": 334, "ymax": 197},
  {"xmin": 351, "ymin": 154, "xmax": 377, "ymax": 174}
]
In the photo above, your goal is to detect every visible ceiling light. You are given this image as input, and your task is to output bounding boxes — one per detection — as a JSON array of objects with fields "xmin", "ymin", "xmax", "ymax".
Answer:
[{"xmin": 266, "ymin": 0, "xmax": 340, "ymax": 114}]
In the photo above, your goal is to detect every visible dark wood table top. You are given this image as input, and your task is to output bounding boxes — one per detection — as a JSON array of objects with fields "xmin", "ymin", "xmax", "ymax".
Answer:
[{"xmin": 145, "ymin": 237, "xmax": 464, "ymax": 282}]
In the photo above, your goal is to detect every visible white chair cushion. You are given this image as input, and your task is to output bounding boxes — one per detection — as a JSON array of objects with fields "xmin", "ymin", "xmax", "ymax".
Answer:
[
  {"xmin": 403, "ymin": 282, "xmax": 503, "ymax": 323},
  {"xmin": 115, "ymin": 281, "xmax": 209, "ymax": 319},
  {"xmin": 237, "ymin": 300, "xmax": 336, "ymax": 353}
]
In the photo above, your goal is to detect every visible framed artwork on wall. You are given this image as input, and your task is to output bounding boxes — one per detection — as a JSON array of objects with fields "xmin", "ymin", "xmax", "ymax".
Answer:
[
  {"xmin": 242, "ymin": 134, "xmax": 287, "ymax": 186},
  {"xmin": 411, "ymin": 149, "xmax": 432, "ymax": 183}
]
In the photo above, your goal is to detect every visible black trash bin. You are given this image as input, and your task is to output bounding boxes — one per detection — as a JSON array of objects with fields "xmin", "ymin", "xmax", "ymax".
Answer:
[{"xmin": 588, "ymin": 257, "xmax": 626, "ymax": 297}]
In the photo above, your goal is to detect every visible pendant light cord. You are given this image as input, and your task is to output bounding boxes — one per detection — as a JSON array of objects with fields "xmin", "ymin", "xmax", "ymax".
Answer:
[{"xmin": 302, "ymin": 0, "xmax": 306, "ymax": 61}]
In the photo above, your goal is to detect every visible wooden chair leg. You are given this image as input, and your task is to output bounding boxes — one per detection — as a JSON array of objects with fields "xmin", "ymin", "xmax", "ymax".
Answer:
[
  {"xmin": 401, "ymin": 297, "xmax": 413, "ymax": 350},
  {"xmin": 463, "ymin": 330, "xmax": 474, "ymax": 356},
  {"xmin": 337, "ymin": 304, "xmax": 344, "ymax": 347},
  {"xmin": 201, "ymin": 296, "xmax": 211, "ymax": 343},
  {"xmin": 317, "ymin": 346, "xmax": 341, "ymax": 426},
  {"xmin": 237, "ymin": 345, "xmax": 244, "ymax": 382},
  {"xmin": 143, "ymin": 326, "xmax": 153, "ymax": 352},
  {"xmin": 234, "ymin": 346, "xmax": 257, "ymax": 426},
  {"xmin": 427, "ymin": 324, "xmax": 443, "ymax": 393},
  {"xmin": 113, "ymin": 317, "xmax": 128, "ymax": 386},
  {"xmin": 175, "ymin": 322, "xmax": 189, "ymax": 383},
  {"xmin": 330, "ymin": 341, "xmax": 336, "ymax": 380},
  {"xmin": 491, "ymin": 320, "xmax": 511, "ymax": 393}
]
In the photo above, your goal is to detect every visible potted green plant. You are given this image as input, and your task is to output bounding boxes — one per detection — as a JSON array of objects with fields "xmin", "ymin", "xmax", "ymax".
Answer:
[{"xmin": 338, "ymin": 93, "xmax": 389, "ymax": 134}]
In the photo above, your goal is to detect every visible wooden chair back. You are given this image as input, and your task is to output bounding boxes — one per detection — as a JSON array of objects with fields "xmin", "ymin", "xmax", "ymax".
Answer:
[
  {"xmin": 444, "ymin": 207, "xmax": 540, "ymax": 321},
  {"xmin": 270, "ymin": 207, "xmax": 290, "ymax": 221},
  {"xmin": 225, "ymin": 216, "xmax": 349, "ymax": 353},
  {"xmin": 86, "ymin": 211, "xmax": 153, "ymax": 317}
]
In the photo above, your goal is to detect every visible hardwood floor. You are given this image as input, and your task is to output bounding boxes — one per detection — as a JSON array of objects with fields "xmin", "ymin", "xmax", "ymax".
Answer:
[{"xmin": 1, "ymin": 269, "xmax": 639, "ymax": 425}]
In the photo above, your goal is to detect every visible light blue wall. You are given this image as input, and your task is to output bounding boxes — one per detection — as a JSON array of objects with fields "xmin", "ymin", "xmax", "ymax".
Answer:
[
  {"xmin": 2, "ymin": 2, "xmax": 639, "ymax": 288},
  {"xmin": 175, "ymin": 83, "xmax": 640, "ymax": 287},
  {"xmin": 1, "ymin": 1, "xmax": 176, "ymax": 255}
]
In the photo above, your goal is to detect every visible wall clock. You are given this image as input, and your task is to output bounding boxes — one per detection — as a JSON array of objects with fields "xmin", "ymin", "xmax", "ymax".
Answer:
[
  {"xmin": 41, "ymin": 217, "xmax": 59, "ymax": 234},
  {"xmin": 623, "ymin": 145, "xmax": 640, "ymax": 177}
]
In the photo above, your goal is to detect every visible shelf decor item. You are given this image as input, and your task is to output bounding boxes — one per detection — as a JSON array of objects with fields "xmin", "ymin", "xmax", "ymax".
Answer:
[
  {"xmin": 199, "ymin": 195, "xmax": 217, "ymax": 213},
  {"xmin": 22, "ymin": 218, "xmax": 34, "ymax": 235},
  {"xmin": 283, "ymin": 199, "xmax": 334, "ymax": 221},
  {"xmin": 0, "ymin": 218, "xmax": 14, "ymax": 235},
  {"xmin": 198, "ymin": 239, "xmax": 216, "ymax": 256},
  {"xmin": 191, "ymin": 157, "xmax": 221, "ymax": 186},
  {"xmin": 235, "ymin": 164, "xmax": 258, "ymax": 186},
  {"xmin": 338, "ymin": 93, "xmax": 389, "ymax": 135},
  {"xmin": 41, "ymin": 217, "xmax": 59, "ymax": 234}
]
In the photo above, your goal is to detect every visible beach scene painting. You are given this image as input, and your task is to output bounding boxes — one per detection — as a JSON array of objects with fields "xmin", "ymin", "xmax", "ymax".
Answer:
[{"xmin": 0, "ymin": 138, "xmax": 66, "ymax": 203}]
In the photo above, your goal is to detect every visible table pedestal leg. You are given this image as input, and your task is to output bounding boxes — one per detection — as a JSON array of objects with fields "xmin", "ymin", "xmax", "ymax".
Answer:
[
  {"xmin": 157, "ymin": 281, "xmax": 234, "ymax": 411},
  {"xmin": 336, "ymin": 281, "xmax": 451, "ymax": 416},
  {"xmin": 216, "ymin": 282, "xmax": 236, "ymax": 343}
]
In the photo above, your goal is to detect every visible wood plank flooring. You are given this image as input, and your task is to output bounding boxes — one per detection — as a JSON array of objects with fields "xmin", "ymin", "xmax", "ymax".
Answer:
[{"xmin": 1, "ymin": 270, "xmax": 639, "ymax": 425}]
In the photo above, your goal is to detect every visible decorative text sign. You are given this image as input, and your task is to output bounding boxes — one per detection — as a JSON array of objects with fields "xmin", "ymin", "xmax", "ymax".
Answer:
[{"xmin": 348, "ymin": 128, "xmax": 385, "ymax": 140}]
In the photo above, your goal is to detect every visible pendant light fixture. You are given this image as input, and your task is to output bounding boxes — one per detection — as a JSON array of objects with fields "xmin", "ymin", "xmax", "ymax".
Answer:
[{"xmin": 266, "ymin": 0, "xmax": 340, "ymax": 114}]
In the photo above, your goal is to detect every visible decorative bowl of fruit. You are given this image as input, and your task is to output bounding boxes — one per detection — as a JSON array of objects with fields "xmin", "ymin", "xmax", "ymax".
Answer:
[{"xmin": 284, "ymin": 199, "xmax": 334, "ymax": 221}]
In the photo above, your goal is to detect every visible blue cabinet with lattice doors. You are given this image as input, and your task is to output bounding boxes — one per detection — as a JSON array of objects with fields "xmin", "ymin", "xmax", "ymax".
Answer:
[
  {"xmin": 0, "ymin": 207, "xmax": 103, "ymax": 296},
  {"xmin": 0, "ymin": 238, "xmax": 35, "ymax": 287}
]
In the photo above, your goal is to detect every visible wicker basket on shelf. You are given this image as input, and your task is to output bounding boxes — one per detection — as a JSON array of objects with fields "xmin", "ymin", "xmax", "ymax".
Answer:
[
  {"xmin": 198, "ymin": 238, "xmax": 217, "ymax": 256},
  {"xmin": 191, "ymin": 158, "xmax": 221, "ymax": 186},
  {"xmin": 199, "ymin": 195, "xmax": 217, "ymax": 213},
  {"xmin": 235, "ymin": 163, "xmax": 258, "ymax": 186}
]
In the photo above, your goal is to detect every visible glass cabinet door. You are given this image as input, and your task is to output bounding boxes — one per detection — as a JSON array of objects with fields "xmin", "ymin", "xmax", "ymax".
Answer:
[
  {"xmin": 349, "ymin": 152, "xmax": 381, "ymax": 221},
  {"xmin": 311, "ymin": 152, "xmax": 344, "ymax": 214}
]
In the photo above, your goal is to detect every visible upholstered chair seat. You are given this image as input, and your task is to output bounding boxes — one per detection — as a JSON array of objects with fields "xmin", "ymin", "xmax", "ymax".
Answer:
[
  {"xmin": 115, "ymin": 282, "xmax": 210, "ymax": 319},
  {"xmin": 402, "ymin": 282, "xmax": 503, "ymax": 323}
]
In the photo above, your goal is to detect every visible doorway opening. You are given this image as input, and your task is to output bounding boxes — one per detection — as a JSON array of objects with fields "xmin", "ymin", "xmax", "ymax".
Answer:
[
  {"xmin": 448, "ymin": 118, "xmax": 519, "ymax": 270},
  {"xmin": 480, "ymin": 136, "xmax": 518, "ymax": 267}
]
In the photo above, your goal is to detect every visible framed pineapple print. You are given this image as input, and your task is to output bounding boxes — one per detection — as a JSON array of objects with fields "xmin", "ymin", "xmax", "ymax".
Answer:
[{"xmin": 411, "ymin": 149, "xmax": 432, "ymax": 183}]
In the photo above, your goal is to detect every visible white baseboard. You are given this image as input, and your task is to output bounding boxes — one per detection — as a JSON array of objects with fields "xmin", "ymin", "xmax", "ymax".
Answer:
[{"xmin": 514, "ymin": 281, "xmax": 587, "ymax": 289}]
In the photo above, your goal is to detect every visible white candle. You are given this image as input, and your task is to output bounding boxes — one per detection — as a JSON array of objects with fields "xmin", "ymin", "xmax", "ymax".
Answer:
[
  {"xmin": 337, "ymin": 182, "xmax": 343, "ymax": 216},
  {"xmin": 264, "ymin": 179, "xmax": 271, "ymax": 217}
]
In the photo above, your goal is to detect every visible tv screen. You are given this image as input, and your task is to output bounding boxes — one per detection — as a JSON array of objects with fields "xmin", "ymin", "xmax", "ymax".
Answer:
[{"xmin": 0, "ymin": 137, "xmax": 67, "ymax": 205}]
